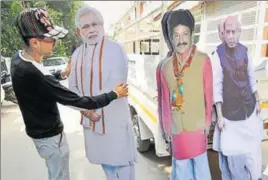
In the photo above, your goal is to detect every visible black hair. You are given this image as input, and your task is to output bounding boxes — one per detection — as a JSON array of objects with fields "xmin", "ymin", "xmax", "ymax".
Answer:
[
  {"xmin": 168, "ymin": 10, "xmax": 195, "ymax": 39},
  {"xmin": 161, "ymin": 11, "xmax": 173, "ymax": 52},
  {"xmin": 21, "ymin": 36, "xmax": 31, "ymax": 47}
]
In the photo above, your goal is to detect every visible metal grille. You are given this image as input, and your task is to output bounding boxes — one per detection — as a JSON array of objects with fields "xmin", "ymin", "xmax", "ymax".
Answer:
[
  {"xmin": 206, "ymin": 18, "xmax": 226, "ymax": 32},
  {"xmin": 241, "ymin": 11, "xmax": 256, "ymax": 26},
  {"xmin": 205, "ymin": 32, "xmax": 220, "ymax": 43},
  {"xmin": 240, "ymin": 28, "xmax": 255, "ymax": 41},
  {"xmin": 205, "ymin": 1, "xmax": 257, "ymax": 17}
]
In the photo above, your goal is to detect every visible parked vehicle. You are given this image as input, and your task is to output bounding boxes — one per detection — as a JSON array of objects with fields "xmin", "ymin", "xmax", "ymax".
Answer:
[
  {"xmin": 1, "ymin": 84, "xmax": 5, "ymax": 105},
  {"xmin": 1, "ymin": 58, "xmax": 17, "ymax": 104},
  {"xmin": 127, "ymin": 54, "xmax": 171, "ymax": 156},
  {"xmin": 43, "ymin": 57, "xmax": 69, "ymax": 80}
]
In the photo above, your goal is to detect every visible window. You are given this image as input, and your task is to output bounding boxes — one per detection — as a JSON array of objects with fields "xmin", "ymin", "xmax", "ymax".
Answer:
[
  {"xmin": 140, "ymin": 40, "xmax": 150, "ymax": 55},
  {"xmin": 194, "ymin": 24, "xmax": 201, "ymax": 34},
  {"xmin": 133, "ymin": 42, "xmax": 136, "ymax": 53},
  {"xmin": 128, "ymin": 58, "xmax": 136, "ymax": 80},
  {"xmin": 263, "ymin": 26, "xmax": 268, "ymax": 40},
  {"xmin": 194, "ymin": 23, "xmax": 201, "ymax": 43},
  {"xmin": 143, "ymin": 40, "xmax": 151, "ymax": 55},
  {"xmin": 140, "ymin": 39, "xmax": 160, "ymax": 55},
  {"xmin": 151, "ymin": 39, "xmax": 160, "ymax": 55}
]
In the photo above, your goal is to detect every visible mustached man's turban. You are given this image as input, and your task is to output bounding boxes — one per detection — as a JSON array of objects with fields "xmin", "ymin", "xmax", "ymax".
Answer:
[
  {"xmin": 161, "ymin": 11, "xmax": 174, "ymax": 52},
  {"xmin": 167, "ymin": 9, "xmax": 195, "ymax": 39}
]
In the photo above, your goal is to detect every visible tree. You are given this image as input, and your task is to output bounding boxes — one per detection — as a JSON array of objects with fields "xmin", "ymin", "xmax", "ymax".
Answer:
[{"xmin": 1, "ymin": 0, "xmax": 84, "ymax": 58}]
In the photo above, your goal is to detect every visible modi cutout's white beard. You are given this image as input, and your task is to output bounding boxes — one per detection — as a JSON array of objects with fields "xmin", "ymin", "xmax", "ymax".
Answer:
[
  {"xmin": 86, "ymin": 35, "xmax": 98, "ymax": 45},
  {"xmin": 85, "ymin": 29, "xmax": 105, "ymax": 45}
]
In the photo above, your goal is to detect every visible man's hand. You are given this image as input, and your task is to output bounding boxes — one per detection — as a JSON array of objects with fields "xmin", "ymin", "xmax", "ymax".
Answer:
[
  {"xmin": 215, "ymin": 102, "xmax": 225, "ymax": 130},
  {"xmin": 256, "ymin": 100, "xmax": 261, "ymax": 115},
  {"xmin": 81, "ymin": 110, "xmax": 101, "ymax": 122},
  {"xmin": 113, "ymin": 83, "xmax": 128, "ymax": 98},
  {"xmin": 204, "ymin": 126, "xmax": 210, "ymax": 136},
  {"xmin": 217, "ymin": 116, "xmax": 225, "ymax": 130},
  {"xmin": 60, "ymin": 70, "xmax": 68, "ymax": 77},
  {"xmin": 254, "ymin": 92, "xmax": 261, "ymax": 115}
]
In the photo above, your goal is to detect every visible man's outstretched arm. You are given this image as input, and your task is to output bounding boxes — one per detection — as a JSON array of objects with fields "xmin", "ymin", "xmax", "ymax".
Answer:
[{"xmin": 38, "ymin": 73, "xmax": 127, "ymax": 111}]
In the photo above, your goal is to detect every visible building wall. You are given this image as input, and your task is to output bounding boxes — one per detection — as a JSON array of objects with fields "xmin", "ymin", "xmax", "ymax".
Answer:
[{"xmin": 202, "ymin": 1, "xmax": 268, "ymax": 65}]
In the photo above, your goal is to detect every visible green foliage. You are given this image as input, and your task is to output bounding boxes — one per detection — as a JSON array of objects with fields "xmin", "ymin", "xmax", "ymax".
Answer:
[
  {"xmin": 1, "ymin": 1, "xmax": 23, "ymax": 57},
  {"xmin": 1, "ymin": 0, "xmax": 84, "ymax": 58}
]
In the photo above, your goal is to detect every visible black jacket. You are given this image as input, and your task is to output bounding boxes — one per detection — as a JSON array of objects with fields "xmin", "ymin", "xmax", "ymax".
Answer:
[{"xmin": 11, "ymin": 52, "xmax": 117, "ymax": 139}]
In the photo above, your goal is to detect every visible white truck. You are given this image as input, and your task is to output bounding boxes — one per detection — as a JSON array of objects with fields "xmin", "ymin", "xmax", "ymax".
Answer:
[
  {"xmin": 121, "ymin": 1, "xmax": 268, "ymax": 157},
  {"xmin": 1, "ymin": 84, "xmax": 5, "ymax": 105},
  {"xmin": 127, "ymin": 54, "xmax": 170, "ymax": 157}
]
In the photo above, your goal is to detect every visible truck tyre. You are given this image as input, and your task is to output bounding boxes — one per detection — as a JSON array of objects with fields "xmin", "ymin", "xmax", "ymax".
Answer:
[{"xmin": 132, "ymin": 114, "xmax": 150, "ymax": 152}]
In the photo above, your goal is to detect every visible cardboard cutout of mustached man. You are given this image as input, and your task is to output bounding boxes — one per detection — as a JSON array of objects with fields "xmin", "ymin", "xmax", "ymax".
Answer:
[
  {"xmin": 156, "ymin": 9, "xmax": 213, "ymax": 179},
  {"xmin": 211, "ymin": 16, "xmax": 264, "ymax": 180}
]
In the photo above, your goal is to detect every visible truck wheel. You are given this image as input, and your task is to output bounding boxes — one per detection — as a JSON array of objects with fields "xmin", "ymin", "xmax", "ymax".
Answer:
[{"xmin": 132, "ymin": 114, "xmax": 150, "ymax": 152}]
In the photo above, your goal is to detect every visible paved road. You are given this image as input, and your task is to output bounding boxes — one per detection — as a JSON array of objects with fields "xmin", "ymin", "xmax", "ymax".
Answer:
[
  {"xmin": 1, "ymin": 79, "xmax": 268, "ymax": 180},
  {"xmin": 0, "ymin": 100, "xmax": 172, "ymax": 180}
]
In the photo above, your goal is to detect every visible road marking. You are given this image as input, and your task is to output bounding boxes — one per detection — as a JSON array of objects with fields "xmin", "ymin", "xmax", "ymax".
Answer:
[
  {"xmin": 261, "ymin": 103, "xmax": 268, "ymax": 109},
  {"xmin": 129, "ymin": 94, "xmax": 157, "ymax": 123}
]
